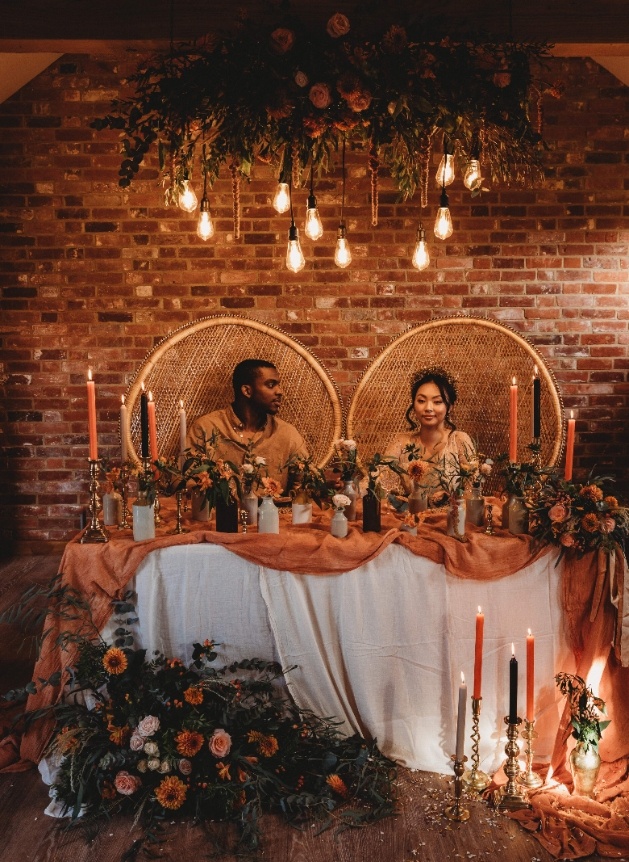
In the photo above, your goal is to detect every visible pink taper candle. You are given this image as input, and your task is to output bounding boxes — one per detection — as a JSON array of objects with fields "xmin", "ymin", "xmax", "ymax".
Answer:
[
  {"xmin": 565, "ymin": 411, "xmax": 575, "ymax": 481},
  {"xmin": 473, "ymin": 607, "xmax": 484, "ymax": 700},
  {"xmin": 86, "ymin": 368, "xmax": 98, "ymax": 460},
  {"xmin": 526, "ymin": 629, "xmax": 535, "ymax": 722},
  {"xmin": 509, "ymin": 377, "xmax": 518, "ymax": 462},
  {"xmin": 147, "ymin": 391, "xmax": 159, "ymax": 464}
]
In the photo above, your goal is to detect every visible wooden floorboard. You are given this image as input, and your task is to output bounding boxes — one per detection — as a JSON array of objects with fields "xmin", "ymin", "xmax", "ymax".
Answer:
[{"xmin": 0, "ymin": 556, "xmax": 609, "ymax": 861}]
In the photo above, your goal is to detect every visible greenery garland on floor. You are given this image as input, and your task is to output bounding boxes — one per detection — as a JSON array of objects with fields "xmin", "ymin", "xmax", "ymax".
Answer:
[{"xmin": 1, "ymin": 581, "xmax": 397, "ymax": 857}]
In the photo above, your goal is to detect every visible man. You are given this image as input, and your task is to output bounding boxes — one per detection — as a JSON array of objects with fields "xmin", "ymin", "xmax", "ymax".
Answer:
[{"xmin": 185, "ymin": 359, "xmax": 308, "ymax": 489}]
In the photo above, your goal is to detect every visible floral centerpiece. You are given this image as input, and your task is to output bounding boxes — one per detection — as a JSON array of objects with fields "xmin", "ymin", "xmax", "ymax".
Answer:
[
  {"xmin": 555, "ymin": 672, "xmax": 610, "ymax": 753},
  {"xmin": 530, "ymin": 473, "xmax": 629, "ymax": 560},
  {"xmin": 240, "ymin": 443, "xmax": 268, "ymax": 494},
  {"xmin": 5, "ymin": 587, "xmax": 396, "ymax": 856},
  {"xmin": 364, "ymin": 452, "xmax": 406, "ymax": 500},
  {"xmin": 282, "ymin": 454, "xmax": 328, "ymax": 506},
  {"xmin": 331, "ymin": 439, "xmax": 360, "ymax": 484},
  {"xmin": 184, "ymin": 429, "xmax": 241, "ymax": 513}
]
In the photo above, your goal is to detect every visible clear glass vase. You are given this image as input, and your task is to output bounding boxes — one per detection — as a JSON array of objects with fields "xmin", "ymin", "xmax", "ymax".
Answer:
[
  {"xmin": 241, "ymin": 489, "xmax": 259, "ymax": 529},
  {"xmin": 508, "ymin": 496, "xmax": 529, "ymax": 535},
  {"xmin": 570, "ymin": 742, "xmax": 601, "ymax": 797},
  {"xmin": 408, "ymin": 482, "xmax": 427, "ymax": 515},
  {"xmin": 102, "ymin": 491, "xmax": 122, "ymax": 526},
  {"xmin": 191, "ymin": 488, "xmax": 209, "ymax": 522},
  {"xmin": 447, "ymin": 496, "xmax": 466, "ymax": 538},
  {"xmin": 258, "ymin": 495, "xmax": 279, "ymax": 534},
  {"xmin": 342, "ymin": 480, "xmax": 357, "ymax": 521},
  {"xmin": 466, "ymin": 486, "xmax": 485, "ymax": 527}
]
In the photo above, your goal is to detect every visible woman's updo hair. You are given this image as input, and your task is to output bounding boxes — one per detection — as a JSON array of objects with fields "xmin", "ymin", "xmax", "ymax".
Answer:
[{"xmin": 405, "ymin": 366, "xmax": 458, "ymax": 431}]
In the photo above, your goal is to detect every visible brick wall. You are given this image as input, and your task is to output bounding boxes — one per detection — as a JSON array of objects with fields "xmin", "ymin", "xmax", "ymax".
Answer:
[{"xmin": 1, "ymin": 53, "xmax": 628, "ymax": 551}]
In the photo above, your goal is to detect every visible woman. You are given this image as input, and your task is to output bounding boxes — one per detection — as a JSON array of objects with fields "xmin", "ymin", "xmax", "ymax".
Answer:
[{"xmin": 384, "ymin": 367, "xmax": 474, "ymax": 503}]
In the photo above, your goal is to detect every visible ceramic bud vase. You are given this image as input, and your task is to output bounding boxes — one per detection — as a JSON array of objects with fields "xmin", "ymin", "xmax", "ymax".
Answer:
[
  {"xmin": 362, "ymin": 491, "xmax": 381, "ymax": 533},
  {"xmin": 342, "ymin": 480, "xmax": 357, "ymax": 521},
  {"xmin": 215, "ymin": 494, "xmax": 239, "ymax": 533},
  {"xmin": 466, "ymin": 486, "xmax": 485, "ymax": 527},
  {"xmin": 330, "ymin": 508, "xmax": 348, "ymax": 538},
  {"xmin": 508, "ymin": 496, "xmax": 529, "ymax": 535},
  {"xmin": 133, "ymin": 498, "xmax": 155, "ymax": 542},
  {"xmin": 408, "ymin": 483, "xmax": 427, "ymax": 515},
  {"xmin": 570, "ymin": 742, "xmax": 601, "ymax": 797},
  {"xmin": 241, "ymin": 489, "xmax": 259, "ymax": 529},
  {"xmin": 291, "ymin": 491, "xmax": 313, "ymax": 525},
  {"xmin": 191, "ymin": 488, "xmax": 210, "ymax": 522},
  {"xmin": 102, "ymin": 491, "xmax": 122, "ymax": 526},
  {"xmin": 447, "ymin": 495, "xmax": 466, "ymax": 538},
  {"xmin": 258, "ymin": 495, "xmax": 280, "ymax": 534}
]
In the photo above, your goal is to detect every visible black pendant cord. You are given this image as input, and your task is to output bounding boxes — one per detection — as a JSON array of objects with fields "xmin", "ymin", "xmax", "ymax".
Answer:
[{"xmin": 341, "ymin": 137, "xmax": 346, "ymax": 224}]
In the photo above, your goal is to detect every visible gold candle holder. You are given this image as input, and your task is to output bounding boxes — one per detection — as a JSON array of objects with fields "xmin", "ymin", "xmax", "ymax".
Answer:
[
  {"xmin": 80, "ymin": 458, "xmax": 110, "ymax": 544},
  {"xmin": 168, "ymin": 490, "xmax": 188, "ymax": 535},
  {"xmin": 463, "ymin": 697, "xmax": 491, "ymax": 792},
  {"xmin": 484, "ymin": 504, "xmax": 495, "ymax": 535},
  {"xmin": 493, "ymin": 717, "xmax": 528, "ymax": 810},
  {"xmin": 517, "ymin": 720, "xmax": 544, "ymax": 789},
  {"xmin": 239, "ymin": 509, "xmax": 249, "ymax": 534},
  {"xmin": 445, "ymin": 754, "xmax": 470, "ymax": 821},
  {"xmin": 119, "ymin": 463, "xmax": 131, "ymax": 529}
]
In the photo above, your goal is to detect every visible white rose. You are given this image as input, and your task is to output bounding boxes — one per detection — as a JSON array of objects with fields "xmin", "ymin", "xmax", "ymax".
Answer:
[
  {"xmin": 254, "ymin": 456, "xmax": 267, "ymax": 466},
  {"xmin": 144, "ymin": 741, "xmax": 159, "ymax": 756},
  {"xmin": 137, "ymin": 759, "xmax": 148, "ymax": 773},
  {"xmin": 158, "ymin": 760, "xmax": 171, "ymax": 773},
  {"xmin": 343, "ymin": 439, "xmax": 357, "ymax": 451},
  {"xmin": 147, "ymin": 758, "xmax": 161, "ymax": 771},
  {"xmin": 242, "ymin": 463, "xmax": 254, "ymax": 474}
]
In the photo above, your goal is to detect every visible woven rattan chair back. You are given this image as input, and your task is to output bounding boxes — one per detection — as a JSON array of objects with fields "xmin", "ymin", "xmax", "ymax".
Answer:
[
  {"xmin": 346, "ymin": 316, "xmax": 564, "ymax": 492},
  {"xmin": 123, "ymin": 316, "xmax": 343, "ymax": 468}
]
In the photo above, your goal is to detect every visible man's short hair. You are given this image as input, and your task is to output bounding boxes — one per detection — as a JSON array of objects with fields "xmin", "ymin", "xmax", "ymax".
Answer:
[{"xmin": 232, "ymin": 359, "xmax": 277, "ymax": 397}]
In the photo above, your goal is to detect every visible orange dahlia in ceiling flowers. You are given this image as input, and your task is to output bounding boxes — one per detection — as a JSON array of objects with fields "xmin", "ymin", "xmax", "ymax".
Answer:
[
  {"xmin": 93, "ymin": 6, "xmax": 561, "ymax": 212},
  {"xmin": 530, "ymin": 473, "xmax": 629, "ymax": 561},
  {"xmin": 27, "ymin": 594, "xmax": 396, "ymax": 858}
]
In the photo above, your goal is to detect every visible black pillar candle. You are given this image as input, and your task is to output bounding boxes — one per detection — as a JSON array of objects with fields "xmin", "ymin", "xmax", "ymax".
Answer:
[
  {"xmin": 140, "ymin": 389, "xmax": 149, "ymax": 459},
  {"xmin": 509, "ymin": 647, "xmax": 518, "ymax": 723},
  {"xmin": 533, "ymin": 369, "xmax": 541, "ymax": 439}
]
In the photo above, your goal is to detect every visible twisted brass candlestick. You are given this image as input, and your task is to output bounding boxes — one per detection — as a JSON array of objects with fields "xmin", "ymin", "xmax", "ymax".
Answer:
[
  {"xmin": 484, "ymin": 504, "xmax": 494, "ymax": 535},
  {"xmin": 168, "ymin": 490, "xmax": 188, "ymax": 535},
  {"xmin": 445, "ymin": 754, "xmax": 470, "ymax": 821},
  {"xmin": 517, "ymin": 720, "xmax": 544, "ymax": 789},
  {"xmin": 119, "ymin": 463, "xmax": 131, "ymax": 529},
  {"xmin": 493, "ymin": 717, "xmax": 528, "ymax": 810},
  {"xmin": 463, "ymin": 697, "xmax": 490, "ymax": 792},
  {"xmin": 240, "ymin": 509, "xmax": 249, "ymax": 534},
  {"xmin": 80, "ymin": 458, "xmax": 110, "ymax": 544}
]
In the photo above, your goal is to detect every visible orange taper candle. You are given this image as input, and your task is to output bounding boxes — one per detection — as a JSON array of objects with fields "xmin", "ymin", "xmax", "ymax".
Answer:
[
  {"xmin": 147, "ymin": 391, "xmax": 159, "ymax": 464},
  {"xmin": 526, "ymin": 628, "xmax": 535, "ymax": 722},
  {"xmin": 473, "ymin": 606, "xmax": 484, "ymax": 700},
  {"xmin": 565, "ymin": 411, "xmax": 575, "ymax": 481},
  {"xmin": 86, "ymin": 368, "xmax": 98, "ymax": 460},
  {"xmin": 509, "ymin": 377, "xmax": 518, "ymax": 462}
]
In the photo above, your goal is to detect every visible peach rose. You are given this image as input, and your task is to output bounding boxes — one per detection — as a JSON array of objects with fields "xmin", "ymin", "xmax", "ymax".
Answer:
[
  {"xmin": 114, "ymin": 770, "xmax": 141, "ymax": 795},
  {"xmin": 178, "ymin": 758, "xmax": 192, "ymax": 775},
  {"xmin": 560, "ymin": 532, "xmax": 575, "ymax": 547},
  {"xmin": 548, "ymin": 503, "xmax": 568, "ymax": 522},
  {"xmin": 270, "ymin": 27, "xmax": 295, "ymax": 54},
  {"xmin": 209, "ymin": 728, "xmax": 232, "ymax": 759},
  {"xmin": 326, "ymin": 13, "xmax": 350, "ymax": 38},
  {"xmin": 601, "ymin": 516, "xmax": 616, "ymax": 534},
  {"xmin": 137, "ymin": 715, "xmax": 160, "ymax": 737},
  {"xmin": 309, "ymin": 83, "xmax": 332, "ymax": 110},
  {"xmin": 295, "ymin": 71, "xmax": 309, "ymax": 88}
]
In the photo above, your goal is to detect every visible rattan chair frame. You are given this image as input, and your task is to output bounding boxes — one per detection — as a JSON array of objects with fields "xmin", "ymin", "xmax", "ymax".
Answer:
[
  {"xmin": 123, "ymin": 315, "xmax": 343, "ymax": 469},
  {"xmin": 346, "ymin": 315, "xmax": 564, "ymax": 492}
]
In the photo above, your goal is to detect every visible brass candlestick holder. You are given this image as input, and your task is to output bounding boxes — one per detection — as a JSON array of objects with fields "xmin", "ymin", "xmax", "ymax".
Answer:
[
  {"xmin": 169, "ymin": 490, "xmax": 188, "ymax": 535},
  {"xmin": 80, "ymin": 458, "xmax": 110, "ymax": 544},
  {"xmin": 119, "ymin": 463, "xmax": 131, "ymax": 529},
  {"xmin": 484, "ymin": 504, "xmax": 494, "ymax": 535},
  {"xmin": 518, "ymin": 720, "xmax": 544, "ymax": 789},
  {"xmin": 463, "ymin": 697, "xmax": 491, "ymax": 792},
  {"xmin": 493, "ymin": 717, "xmax": 528, "ymax": 810},
  {"xmin": 240, "ymin": 509, "xmax": 249, "ymax": 534},
  {"xmin": 445, "ymin": 754, "xmax": 470, "ymax": 821}
]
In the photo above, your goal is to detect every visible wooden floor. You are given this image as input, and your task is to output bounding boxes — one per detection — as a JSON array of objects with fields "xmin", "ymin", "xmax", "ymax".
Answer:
[{"xmin": 0, "ymin": 555, "xmax": 600, "ymax": 862}]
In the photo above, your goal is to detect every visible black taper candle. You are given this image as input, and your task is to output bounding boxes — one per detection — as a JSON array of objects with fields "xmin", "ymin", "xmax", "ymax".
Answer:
[
  {"xmin": 140, "ymin": 390, "xmax": 149, "ymax": 459},
  {"xmin": 509, "ymin": 647, "xmax": 518, "ymax": 723},
  {"xmin": 533, "ymin": 371, "xmax": 541, "ymax": 439}
]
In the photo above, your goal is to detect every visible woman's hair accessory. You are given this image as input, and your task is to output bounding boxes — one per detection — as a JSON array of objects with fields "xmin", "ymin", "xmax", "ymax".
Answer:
[{"xmin": 411, "ymin": 366, "xmax": 458, "ymax": 390}]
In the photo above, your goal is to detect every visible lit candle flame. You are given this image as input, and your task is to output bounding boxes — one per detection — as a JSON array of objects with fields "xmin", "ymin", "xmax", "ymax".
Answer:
[
  {"xmin": 511, "ymin": 642, "xmax": 515, "ymax": 657},
  {"xmin": 533, "ymin": 364, "xmax": 538, "ymax": 378},
  {"xmin": 512, "ymin": 376, "xmax": 516, "ymax": 386},
  {"xmin": 141, "ymin": 381, "xmax": 145, "ymax": 392},
  {"xmin": 528, "ymin": 628, "xmax": 532, "ymax": 636},
  {"xmin": 87, "ymin": 368, "xmax": 93, "ymax": 381},
  {"xmin": 478, "ymin": 605, "xmax": 482, "ymax": 614},
  {"xmin": 121, "ymin": 395, "xmax": 125, "ymax": 405},
  {"xmin": 570, "ymin": 409, "xmax": 574, "ymax": 419},
  {"xmin": 180, "ymin": 399, "xmax": 184, "ymax": 409},
  {"xmin": 148, "ymin": 391, "xmax": 154, "ymax": 402},
  {"xmin": 460, "ymin": 671, "xmax": 465, "ymax": 684}
]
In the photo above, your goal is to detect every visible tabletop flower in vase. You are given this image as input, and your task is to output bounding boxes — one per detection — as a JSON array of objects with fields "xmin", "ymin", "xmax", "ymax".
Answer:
[
  {"xmin": 331, "ymin": 439, "xmax": 360, "ymax": 519},
  {"xmin": 184, "ymin": 434, "xmax": 241, "ymax": 532},
  {"xmin": 240, "ymin": 446, "xmax": 268, "ymax": 528},
  {"xmin": 257, "ymin": 477, "xmax": 283, "ymax": 533},
  {"xmin": 496, "ymin": 450, "xmax": 550, "ymax": 533},
  {"xmin": 283, "ymin": 454, "xmax": 328, "ymax": 525},
  {"xmin": 99, "ymin": 463, "xmax": 124, "ymax": 526},
  {"xmin": 403, "ymin": 450, "xmax": 432, "ymax": 515},
  {"xmin": 400, "ymin": 511, "xmax": 420, "ymax": 536},
  {"xmin": 330, "ymin": 492, "xmax": 351, "ymax": 538},
  {"xmin": 531, "ymin": 473, "xmax": 629, "ymax": 562},
  {"xmin": 129, "ymin": 462, "xmax": 157, "ymax": 541},
  {"xmin": 363, "ymin": 453, "xmax": 406, "ymax": 533},
  {"xmin": 555, "ymin": 672, "xmax": 610, "ymax": 797}
]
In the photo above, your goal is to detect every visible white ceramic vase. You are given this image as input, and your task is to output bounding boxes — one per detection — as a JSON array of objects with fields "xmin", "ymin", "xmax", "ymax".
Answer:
[
  {"xmin": 241, "ymin": 490, "xmax": 259, "ymax": 529},
  {"xmin": 133, "ymin": 501, "xmax": 155, "ymax": 541},
  {"xmin": 292, "ymin": 501, "xmax": 313, "ymax": 525},
  {"xmin": 258, "ymin": 495, "xmax": 279, "ymax": 534},
  {"xmin": 330, "ymin": 509, "xmax": 349, "ymax": 538}
]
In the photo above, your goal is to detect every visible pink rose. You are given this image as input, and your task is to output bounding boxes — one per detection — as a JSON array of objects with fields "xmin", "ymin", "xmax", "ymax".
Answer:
[
  {"xmin": 270, "ymin": 27, "xmax": 295, "ymax": 54},
  {"xmin": 209, "ymin": 728, "xmax": 232, "ymax": 759},
  {"xmin": 548, "ymin": 503, "xmax": 568, "ymax": 522},
  {"xmin": 309, "ymin": 83, "xmax": 332, "ymax": 110},
  {"xmin": 137, "ymin": 715, "xmax": 160, "ymax": 737},
  {"xmin": 114, "ymin": 770, "xmax": 141, "ymax": 795},
  {"xmin": 560, "ymin": 532, "xmax": 575, "ymax": 547},
  {"xmin": 129, "ymin": 733, "xmax": 145, "ymax": 751},
  {"xmin": 294, "ymin": 71, "xmax": 309, "ymax": 88},
  {"xmin": 326, "ymin": 13, "xmax": 350, "ymax": 38},
  {"xmin": 178, "ymin": 758, "xmax": 193, "ymax": 775},
  {"xmin": 601, "ymin": 516, "xmax": 616, "ymax": 534},
  {"xmin": 480, "ymin": 462, "xmax": 492, "ymax": 476}
]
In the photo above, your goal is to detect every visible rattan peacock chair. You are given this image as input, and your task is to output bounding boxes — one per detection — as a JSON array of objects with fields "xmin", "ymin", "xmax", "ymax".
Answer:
[
  {"xmin": 122, "ymin": 316, "xmax": 343, "ymax": 468},
  {"xmin": 346, "ymin": 316, "xmax": 564, "ymax": 494}
]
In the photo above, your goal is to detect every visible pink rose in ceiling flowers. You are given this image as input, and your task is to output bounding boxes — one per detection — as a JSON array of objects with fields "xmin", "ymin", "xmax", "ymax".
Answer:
[
  {"xmin": 326, "ymin": 13, "xmax": 350, "ymax": 38},
  {"xmin": 309, "ymin": 82, "xmax": 332, "ymax": 110},
  {"xmin": 270, "ymin": 27, "xmax": 295, "ymax": 54}
]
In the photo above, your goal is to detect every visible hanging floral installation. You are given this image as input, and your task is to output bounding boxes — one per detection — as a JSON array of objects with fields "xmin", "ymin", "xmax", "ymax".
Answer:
[{"xmin": 93, "ymin": 7, "xmax": 559, "ymax": 244}]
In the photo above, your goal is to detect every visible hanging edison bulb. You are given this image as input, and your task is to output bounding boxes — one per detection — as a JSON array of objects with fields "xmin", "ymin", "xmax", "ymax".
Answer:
[
  {"xmin": 273, "ymin": 182, "xmax": 290, "ymax": 214},
  {"xmin": 286, "ymin": 223, "xmax": 305, "ymax": 273},
  {"xmin": 435, "ymin": 150, "xmax": 455, "ymax": 187},
  {"xmin": 196, "ymin": 198, "xmax": 214, "ymax": 241},
  {"xmin": 434, "ymin": 187, "xmax": 453, "ymax": 240},
  {"xmin": 334, "ymin": 223, "xmax": 352, "ymax": 268},
  {"xmin": 411, "ymin": 223, "xmax": 430, "ymax": 270},
  {"xmin": 178, "ymin": 179, "xmax": 198, "ymax": 213},
  {"xmin": 463, "ymin": 159, "xmax": 482, "ymax": 191},
  {"xmin": 304, "ymin": 192, "xmax": 324, "ymax": 240}
]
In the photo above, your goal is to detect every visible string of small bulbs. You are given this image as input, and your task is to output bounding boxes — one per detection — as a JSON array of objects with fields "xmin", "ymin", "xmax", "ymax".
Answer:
[{"xmin": 178, "ymin": 135, "xmax": 484, "ymax": 273}]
